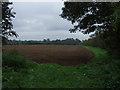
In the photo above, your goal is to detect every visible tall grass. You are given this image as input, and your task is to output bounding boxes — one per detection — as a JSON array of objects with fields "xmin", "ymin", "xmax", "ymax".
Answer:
[
  {"xmin": 3, "ymin": 49, "xmax": 27, "ymax": 69},
  {"xmin": 84, "ymin": 46, "xmax": 120, "ymax": 89}
]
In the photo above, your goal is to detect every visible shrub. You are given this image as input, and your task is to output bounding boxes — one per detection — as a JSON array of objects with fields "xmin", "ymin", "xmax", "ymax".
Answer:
[{"xmin": 2, "ymin": 49, "xmax": 27, "ymax": 69}]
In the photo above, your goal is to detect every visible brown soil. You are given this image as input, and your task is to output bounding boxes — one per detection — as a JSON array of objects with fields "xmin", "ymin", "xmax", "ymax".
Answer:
[{"xmin": 3, "ymin": 45, "xmax": 95, "ymax": 66}]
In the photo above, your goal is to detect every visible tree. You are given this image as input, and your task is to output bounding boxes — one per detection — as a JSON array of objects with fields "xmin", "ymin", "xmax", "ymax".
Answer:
[
  {"xmin": 60, "ymin": 2, "xmax": 120, "ymax": 57},
  {"xmin": 60, "ymin": 2, "xmax": 114, "ymax": 35},
  {"xmin": 2, "ymin": 2, "xmax": 18, "ymax": 38}
]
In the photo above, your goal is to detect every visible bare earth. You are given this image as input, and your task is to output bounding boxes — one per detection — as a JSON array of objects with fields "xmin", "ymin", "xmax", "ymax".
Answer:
[{"xmin": 3, "ymin": 45, "xmax": 95, "ymax": 66}]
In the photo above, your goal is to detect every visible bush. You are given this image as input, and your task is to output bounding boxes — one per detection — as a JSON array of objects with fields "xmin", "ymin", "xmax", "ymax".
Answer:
[{"xmin": 2, "ymin": 49, "xmax": 27, "ymax": 69}]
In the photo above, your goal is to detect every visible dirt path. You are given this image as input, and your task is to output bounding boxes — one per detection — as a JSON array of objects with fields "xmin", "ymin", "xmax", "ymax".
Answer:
[{"xmin": 3, "ymin": 45, "xmax": 95, "ymax": 66}]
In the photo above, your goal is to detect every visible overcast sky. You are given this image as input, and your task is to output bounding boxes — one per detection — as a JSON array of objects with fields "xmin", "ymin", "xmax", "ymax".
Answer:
[{"xmin": 10, "ymin": 2, "xmax": 90, "ymax": 41}]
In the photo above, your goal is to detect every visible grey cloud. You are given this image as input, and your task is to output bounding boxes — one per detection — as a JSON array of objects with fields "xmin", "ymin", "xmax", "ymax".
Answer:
[{"xmin": 11, "ymin": 2, "xmax": 90, "ymax": 40}]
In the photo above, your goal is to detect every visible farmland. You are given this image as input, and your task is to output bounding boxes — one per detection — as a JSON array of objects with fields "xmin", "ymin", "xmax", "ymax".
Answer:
[
  {"xmin": 3, "ymin": 45, "xmax": 95, "ymax": 66},
  {"xmin": 2, "ymin": 45, "xmax": 120, "ymax": 88}
]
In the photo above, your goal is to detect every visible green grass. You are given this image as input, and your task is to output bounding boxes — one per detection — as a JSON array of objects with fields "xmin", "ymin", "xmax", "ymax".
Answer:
[
  {"xmin": 84, "ymin": 46, "xmax": 108, "ymax": 61},
  {"xmin": 2, "ymin": 46, "xmax": 120, "ymax": 88}
]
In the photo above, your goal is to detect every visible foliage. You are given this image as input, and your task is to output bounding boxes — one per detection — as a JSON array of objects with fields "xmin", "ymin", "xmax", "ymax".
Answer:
[
  {"xmin": 60, "ymin": 2, "xmax": 120, "ymax": 57},
  {"xmin": 2, "ymin": 50, "xmax": 35, "ymax": 70},
  {"xmin": 6, "ymin": 38, "xmax": 81, "ymax": 45},
  {"xmin": 2, "ymin": 36, "xmax": 8, "ymax": 45},
  {"xmin": 2, "ymin": 2, "xmax": 18, "ymax": 38},
  {"xmin": 2, "ymin": 47, "xmax": 120, "ymax": 88},
  {"xmin": 82, "ymin": 35, "xmax": 106, "ymax": 49},
  {"xmin": 106, "ymin": 3, "xmax": 120, "ymax": 57},
  {"xmin": 60, "ymin": 2, "xmax": 113, "ymax": 35},
  {"xmin": 84, "ymin": 46, "xmax": 120, "ymax": 89}
]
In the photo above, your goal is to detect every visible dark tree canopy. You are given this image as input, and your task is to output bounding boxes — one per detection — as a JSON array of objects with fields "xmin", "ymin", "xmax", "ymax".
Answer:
[
  {"xmin": 60, "ymin": 2, "xmax": 120, "ymax": 57},
  {"xmin": 60, "ymin": 2, "xmax": 114, "ymax": 36},
  {"xmin": 2, "ymin": 2, "xmax": 18, "ymax": 38}
]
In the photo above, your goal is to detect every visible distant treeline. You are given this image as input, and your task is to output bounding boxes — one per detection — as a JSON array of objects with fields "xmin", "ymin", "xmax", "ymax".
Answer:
[{"xmin": 3, "ymin": 38, "xmax": 81, "ymax": 45}]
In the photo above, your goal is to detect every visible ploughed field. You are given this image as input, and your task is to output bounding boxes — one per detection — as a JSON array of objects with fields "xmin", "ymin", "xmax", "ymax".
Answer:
[{"xmin": 3, "ymin": 45, "xmax": 95, "ymax": 66}]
